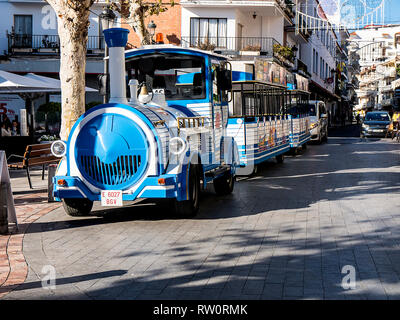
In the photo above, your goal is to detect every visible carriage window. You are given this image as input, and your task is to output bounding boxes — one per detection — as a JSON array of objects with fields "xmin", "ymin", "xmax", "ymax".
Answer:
[{"xmin": 126, "ymin": 53, "xmax": 206, "ymax": 101}]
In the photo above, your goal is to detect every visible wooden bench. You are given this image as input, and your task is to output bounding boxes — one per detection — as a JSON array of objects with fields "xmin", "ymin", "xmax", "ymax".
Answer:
[{"xmin": 7, "ymin": 143, "xmax": 60, "ymax": 189}]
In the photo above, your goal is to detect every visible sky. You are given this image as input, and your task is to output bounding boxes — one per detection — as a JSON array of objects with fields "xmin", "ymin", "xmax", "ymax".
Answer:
[
  {"xmin": 385, "ymin": 0, "xmax": 400, "ymax": 25},
  {"xmin": 317, "ymin": 0, "xmax": 400, "ymax": 29}
]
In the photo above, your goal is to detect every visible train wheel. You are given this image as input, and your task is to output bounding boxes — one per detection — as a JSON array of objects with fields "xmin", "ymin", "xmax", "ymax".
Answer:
[
  {"xmin": 214, "ymin": 170, "xmax": 235, "ymax": 196},
  {"xmin": 276, "ymin": 154, "xmax": 285, "ymax": 164},
  {"xmin": 175, "ymin": 165, "xmax": 200, "ymax": 217},
  {"xmin": 62, "ymin": 198, "xmax": 93, "ymax": 217}
]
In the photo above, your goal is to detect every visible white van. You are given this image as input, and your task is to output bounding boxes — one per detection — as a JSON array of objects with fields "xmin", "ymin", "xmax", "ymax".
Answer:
[{"xmin": 307, "ymin": 100, "xmax": 328, "ymax": 143}]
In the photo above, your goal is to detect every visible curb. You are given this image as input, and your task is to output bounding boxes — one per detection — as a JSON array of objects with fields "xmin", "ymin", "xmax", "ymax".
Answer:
[{"xmin": 0, "ymin": 193, "xmax": 62, "ymax": 299}]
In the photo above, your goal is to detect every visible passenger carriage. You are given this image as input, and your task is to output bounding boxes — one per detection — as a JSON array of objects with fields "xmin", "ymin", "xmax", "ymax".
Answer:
[
  {"xmin": 51, "ymin": 28, "xmax": 238, "ymax": 217},
  {"xmin": 226, "ymin": 58, "xmax": 311, "ymax": 174},
  {"xmin": 285, "ymin": 89, "xmax": 311, "ymax": 151},
  {"xmin": 226, "ymin": 79, "xmax": 292, "ymax": 174}
]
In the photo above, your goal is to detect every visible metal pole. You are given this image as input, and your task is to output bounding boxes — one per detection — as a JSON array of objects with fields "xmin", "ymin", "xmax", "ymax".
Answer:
[
  {"xmin": 104, "ymin": 44, "xmax": 109, "ymax": 104},
  {"xmin": 0, "ymin": 182, "xmax": 9, "ymax": 235},
  {"xmin": 48, "ymin": 164, "xmax": 57, "ymax": 202}
]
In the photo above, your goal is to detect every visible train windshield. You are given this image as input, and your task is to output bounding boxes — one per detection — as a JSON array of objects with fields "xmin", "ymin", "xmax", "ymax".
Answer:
[{"xmin": 126, "ymin": 53, "xmax": 206, "ymax": 101}]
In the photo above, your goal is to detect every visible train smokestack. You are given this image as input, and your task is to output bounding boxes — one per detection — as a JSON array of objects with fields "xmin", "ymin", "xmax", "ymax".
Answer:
[{"xmin": 103, "ymin": 28, "xmax": 130, "ymax": 104}]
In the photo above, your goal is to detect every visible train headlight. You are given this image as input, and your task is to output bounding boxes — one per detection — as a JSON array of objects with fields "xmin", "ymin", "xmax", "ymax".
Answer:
[
  {"xmin": 310, "ymin": 122, "xmax": 318, "ymax": 130},
  {"xmin": 51, "ymin": 140, "xmax": 67, "ymax": 157},
  {"xmin": 169, "ymin": 137, "xmax": 186, "ymax": 155}
]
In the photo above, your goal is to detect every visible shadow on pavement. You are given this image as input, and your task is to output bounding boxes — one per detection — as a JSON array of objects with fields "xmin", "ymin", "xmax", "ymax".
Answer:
[{"xmin": 8, "ymin": 126, "xmax": 400, "ymax": 300}]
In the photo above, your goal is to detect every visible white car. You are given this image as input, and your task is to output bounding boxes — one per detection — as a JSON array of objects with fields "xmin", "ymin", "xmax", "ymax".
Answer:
[{"xmin": 307, "ymin": 100, "xmax": 328, "ymax": 143}]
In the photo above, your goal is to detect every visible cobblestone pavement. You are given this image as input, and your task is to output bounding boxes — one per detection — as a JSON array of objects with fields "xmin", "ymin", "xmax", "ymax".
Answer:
[{"xmin": 2, "ymin": 133, "xmax": 400, "ymax": 300}]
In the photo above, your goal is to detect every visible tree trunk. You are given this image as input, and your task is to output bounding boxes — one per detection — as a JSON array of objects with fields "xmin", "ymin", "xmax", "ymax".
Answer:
[
  {"xmin": 45, "ymin": 1, "xmax": 93, "ymax": 141},
  {"xmin": 127, "ymin": 1, "xmax": 152, "ymax": 45},
  {"xmin": 58, "ymin": 26, "xmax": 88, "ymax": 140}
]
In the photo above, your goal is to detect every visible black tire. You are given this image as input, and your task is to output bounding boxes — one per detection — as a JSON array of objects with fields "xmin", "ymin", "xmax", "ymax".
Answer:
[
  {"xmin": 175, "ymin": 164, "xmax": 200, "ymax": 217},
  {"xmin": 276, "ymin": 154, "xmax": 284, "ymax": 164},
  {"xmin": 252, "ymin": 164, "xmax": 258, "ymax": 175},
  {"xmin": 288, "ymin": 148, "xmax": 297, "ymax": 156},
  {"xmin": 62, "ymin": 198, "xmax": 93, "ymax": 217},
  {"xmin": 302, "ymin": 143, "xmax": 307, "ymax": 150},
  {"xmin": 214, "ymin": 170, "xmax": 235, "ymax": 196}
]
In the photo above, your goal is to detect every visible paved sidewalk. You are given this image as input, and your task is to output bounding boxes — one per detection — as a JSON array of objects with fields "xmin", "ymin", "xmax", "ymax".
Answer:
[
  {"xmin": 0, "ymin": 168, "xmax": 61, "ymax": 298},
  {"xmin": 1, "ymin": 136, "xmax": 399, "ymax": 300}
]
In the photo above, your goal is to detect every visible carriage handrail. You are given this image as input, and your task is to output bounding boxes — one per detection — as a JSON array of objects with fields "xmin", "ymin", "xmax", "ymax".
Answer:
[{"xmin": 177, "ymin": 116, "xmax": 208, "ymax": 132}]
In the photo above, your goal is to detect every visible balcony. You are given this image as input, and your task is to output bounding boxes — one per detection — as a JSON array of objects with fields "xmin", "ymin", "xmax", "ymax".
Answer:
[
  {"xmin": 382, "ymin": 98, "xmax": 395, "ymax": 107},
  {"xmin": 380, "ymin": 84, "xmax": 393, "ymax": 93},
  {"xmin": 384, "ymin": 69, "xmax": 396, "ymax": 79},
  {"xmin": 276, "ymin": 0, "xmax": 295, "ymax": 19},
  {"xmin": 7, "ymin": 34, "xmax": 105, "ymax": 56},
  {"xmin": 181, "ymin": 36, "xmax": 279, "ymax": 59}
]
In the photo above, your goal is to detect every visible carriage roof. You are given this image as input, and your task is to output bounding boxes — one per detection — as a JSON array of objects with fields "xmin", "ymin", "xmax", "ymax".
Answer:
[
  {"xmin": 232, "ymin": 80, "xmax": 287, "ymax": 91},
  {"xmin": 124, "ymin": 45, "xmax": 229, "ymax": 61}
]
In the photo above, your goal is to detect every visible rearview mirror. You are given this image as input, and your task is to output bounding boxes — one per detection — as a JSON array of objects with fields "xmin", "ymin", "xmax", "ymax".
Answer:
[
  {"xmin": 217, "ymin": 69, "xmax": 232, "ymax": 91},
  {"xmin": 97, "ymin": 74, "xmax": 109, "ymax": 96}
]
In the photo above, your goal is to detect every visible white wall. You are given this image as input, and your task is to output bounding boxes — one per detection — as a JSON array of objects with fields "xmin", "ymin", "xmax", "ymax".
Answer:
[
  {"xmin": 181, "ymin": 6, "xmax": 285, "ymax": 44},
  {"xmin": 181, "ymin": 7, "xmax": 237, "ymax": 39}
]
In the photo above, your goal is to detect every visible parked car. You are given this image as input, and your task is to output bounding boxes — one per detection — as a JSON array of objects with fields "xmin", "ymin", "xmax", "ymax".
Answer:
[
  {"xmin": 307, "ymin": 100, "xmax": 328, "ymax": 143},
  {"xmin": 360, "ymin": 111, "xmax": 391, "ymax": 138}
]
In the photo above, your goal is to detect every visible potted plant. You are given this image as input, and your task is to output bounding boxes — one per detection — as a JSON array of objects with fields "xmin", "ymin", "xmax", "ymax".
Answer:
[
  {"xmin": 196, "ymin": 39, "xmax": 216, "ymax": 52},
  {"xmin": 38, "ymin": 134, "xmax": 58, "ymax": 144},
  {"xmin": 240, "ymin": 44, "xmax": 262, "ymax": 56},
  {"xmin": 273, "ymin": 43, "xmax": 295, "ymax": 65}
]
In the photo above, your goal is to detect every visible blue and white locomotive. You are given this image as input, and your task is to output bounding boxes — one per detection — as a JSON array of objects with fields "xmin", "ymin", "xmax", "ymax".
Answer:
[{"xmin": 51, "ymin": 28, "xmax": 237, "ymax": 217}]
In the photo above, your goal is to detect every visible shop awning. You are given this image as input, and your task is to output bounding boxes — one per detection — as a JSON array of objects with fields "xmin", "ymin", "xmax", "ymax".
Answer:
[
  {"xmin": 24, "ymin": 73, "xmax": 97, "ymax": 92},
  {"xmin": 0, "ymin": 70, "xmax": 97, "ymax": 93},
  {"xmin": 0, "ymin": 70, "xmax": 59, "ymax": 93},
  {"xmin": 309, "ymin": 80, "xmax": 340, "ymax": 101}
]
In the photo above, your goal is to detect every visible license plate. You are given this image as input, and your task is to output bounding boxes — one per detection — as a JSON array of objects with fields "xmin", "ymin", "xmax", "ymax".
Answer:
[{"xmin": 101, "ymin": 190, "xmax": 123, "ymax": 207}]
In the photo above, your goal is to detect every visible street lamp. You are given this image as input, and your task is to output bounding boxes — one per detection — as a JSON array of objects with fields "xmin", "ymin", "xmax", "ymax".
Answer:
[
  {"xmin": 99, "ymin": 5, "xmax": 116, "ymax": 103},
  {"xmin": 99, "ymin": 6, "xmax": 116, "ymax": 33},
  {"xmin": 147, "ymin": 20, "xmax": 157, "ymax": 44}
]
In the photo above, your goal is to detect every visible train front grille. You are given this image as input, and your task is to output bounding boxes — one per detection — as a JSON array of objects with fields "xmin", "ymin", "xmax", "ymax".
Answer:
[{"xmin": 80, "ymin": 155, "xmax": 142, "ymax": 186}]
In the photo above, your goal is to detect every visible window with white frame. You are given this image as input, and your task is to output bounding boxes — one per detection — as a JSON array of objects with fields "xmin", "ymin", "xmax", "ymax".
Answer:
[{"xmin": 190, "ymin": 18, "xmax": 227, "ymax": 48}]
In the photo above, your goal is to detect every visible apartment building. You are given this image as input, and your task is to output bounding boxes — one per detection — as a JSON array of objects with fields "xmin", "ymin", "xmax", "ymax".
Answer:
[
  {"xmin": 180, "ymin": 0, "xmax": 310, "ymax": 91},
  {"xmin": 295, "ymin": 0, "xmax": 342, "ymax": 122},
  {"xmin": 180, "ymin": 0, "xmax": 353, "ymax": 124},
  {"xmin": 350, "ymin": 26, "xmax": 400, "ymax": 113},
  {"xmin": 0, "ymin": 0, "xmax": 111, "ymax": 105}
]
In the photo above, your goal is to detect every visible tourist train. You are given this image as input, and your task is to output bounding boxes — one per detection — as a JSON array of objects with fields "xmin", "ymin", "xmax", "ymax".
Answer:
[{"xmin": 51, "ymin": 28, "xmax": 312, "ymax": 217}]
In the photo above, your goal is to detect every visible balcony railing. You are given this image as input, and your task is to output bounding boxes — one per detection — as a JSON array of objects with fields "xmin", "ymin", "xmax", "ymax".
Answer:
[
  {"xmin": 7, "ymin": 34, "xmax": 105, "ymax": 55},
  {"xmin": 380, "ymin": 84, "xmax": 393, "ymax": 93},
  {"xmin": 181, "ymin": 36, "xmax": 279, "ymax": 58}
]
